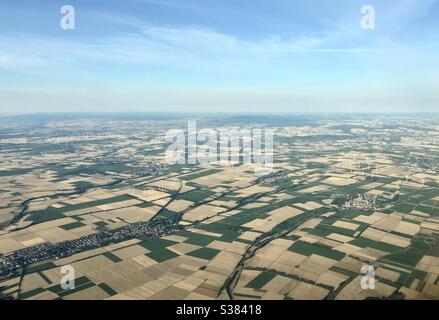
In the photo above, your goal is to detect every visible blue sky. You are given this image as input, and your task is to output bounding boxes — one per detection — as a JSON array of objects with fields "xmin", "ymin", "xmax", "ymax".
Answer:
[{"xmin": 0, "ymin": 0, "xmax": 438, "ymax": 113}]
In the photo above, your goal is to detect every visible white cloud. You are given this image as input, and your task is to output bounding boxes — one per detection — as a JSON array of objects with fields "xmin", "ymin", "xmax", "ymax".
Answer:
[
  {"xmin": 134, "ymin": 0, "xmax": 204, "ymax": 11},
  {"xmin": 0, "ymin": 1, "xmax": 438, "ymax": 113}
]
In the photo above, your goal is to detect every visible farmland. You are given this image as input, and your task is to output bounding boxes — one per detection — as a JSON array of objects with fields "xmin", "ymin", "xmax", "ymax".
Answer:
[{"xmin": 0, "ymin": 113, "xmax": 438, "ymax": 300}]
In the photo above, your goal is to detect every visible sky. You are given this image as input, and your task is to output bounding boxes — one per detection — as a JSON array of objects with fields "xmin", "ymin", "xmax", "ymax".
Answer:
[{"xmin": 0, "ymin": 0, "xmax": 438, "ymax": 113}]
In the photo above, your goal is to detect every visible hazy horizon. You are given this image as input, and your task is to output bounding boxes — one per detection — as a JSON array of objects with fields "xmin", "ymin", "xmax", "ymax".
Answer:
[
  {"xmin": 1, "ymin": 0, "xmax": 438, "ymax": 113},
  {"xmin": 2, "ymin": 110, "xmax": 439, "ymax": 116}
]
